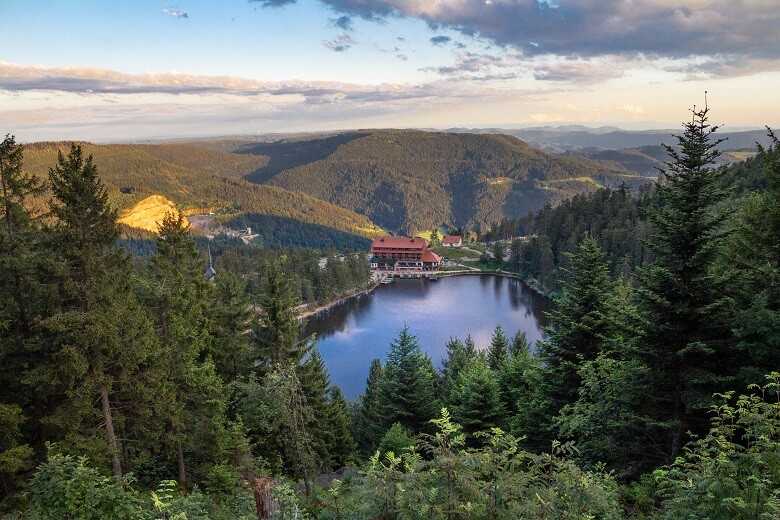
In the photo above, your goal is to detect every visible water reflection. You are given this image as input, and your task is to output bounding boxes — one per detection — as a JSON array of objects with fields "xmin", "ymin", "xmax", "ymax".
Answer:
[{"xmin": 302, "ymin": 274, "xmax": 551, "ymax": 400}]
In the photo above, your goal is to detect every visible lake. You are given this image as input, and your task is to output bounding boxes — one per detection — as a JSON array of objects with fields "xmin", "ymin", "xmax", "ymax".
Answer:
[{"xmin": 301, "ymin": 274, "xmax": 552, "ymax": 400}]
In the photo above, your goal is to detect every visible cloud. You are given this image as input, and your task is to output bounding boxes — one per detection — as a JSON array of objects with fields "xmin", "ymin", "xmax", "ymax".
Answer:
[
  {"xmin": 249, "ymin": 0, "xmax": 297, "ymax": 7},
  {"xmin": 430, "ymin": 35, "xmax": 451, "ymax": 46},
  {"xmin": 616, "ymin": 103, "xmax": 644, "ymax": 114},
  {"xmin": 160, "ymin": 7, "xmax": 188, "ymax": 19},
  {"xmin": 329, "ymin": 15, "xmax": 353, "ymax": 31},
  {"xmin": 422, "ymin": 51, "xmax": 517, "ymax": 79},
  {"xmin": 322, "ymin": 34, "xmax": 355, "ymax": 52},
  {"xmin": 396, "ymin": 54, "xmax": 408, "ymax": 61},
  {"xmin": 320, "ymin": 0, "xmax": 780, "ymax": 77},
  {"xmin": 533, "ymin": 58, "xmax": 626, "ymax": 83},
  {"xmin": 529, "ymin": 112, "xmax": 563, "ymax": 123}
]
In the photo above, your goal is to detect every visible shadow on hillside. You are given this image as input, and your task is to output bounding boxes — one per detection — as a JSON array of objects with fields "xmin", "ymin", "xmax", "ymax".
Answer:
[
  {"xmin": 237, "ymin": 132, "xmax": 370, "ymax": 184},
  {"xmin": 223, "ymin": 213, "xmax": 372, "ymax": 250}
]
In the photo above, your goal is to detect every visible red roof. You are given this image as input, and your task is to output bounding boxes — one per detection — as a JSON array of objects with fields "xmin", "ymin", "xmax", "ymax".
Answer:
[
  {"xmin": 371, "ymin": 236, "xmax": 428, "ymax": 251},
  {"xmin": 422, "ymin": 250, "xmax": 442, "ymax": 263},
  {"xmin": 442, "ymin": 235, "xmax": 462, "ymax": 244}
]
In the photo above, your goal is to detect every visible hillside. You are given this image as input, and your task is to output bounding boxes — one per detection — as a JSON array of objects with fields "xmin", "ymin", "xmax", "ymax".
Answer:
[
  {"xmin": 117, "ymin": 194, "xmax": 188, "ymax": 233},
  {"xmin": 21, "ymin": 142, "xmax": 383, "ymax": 246},
  {"xmin": 235, "ymin": 130, "xmax": 645, "ymax": 233}
]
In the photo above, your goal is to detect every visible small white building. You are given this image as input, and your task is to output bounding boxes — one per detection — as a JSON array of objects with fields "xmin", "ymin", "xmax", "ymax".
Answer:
[{"xmin": 442, "ymin": 235, "xmax": 463, "ymax": 247}]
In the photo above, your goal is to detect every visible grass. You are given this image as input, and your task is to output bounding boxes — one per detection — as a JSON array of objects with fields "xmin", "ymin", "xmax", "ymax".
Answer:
[{"xmin": 430, "ymin": 246, "xmax": 474, "ymax": 260}]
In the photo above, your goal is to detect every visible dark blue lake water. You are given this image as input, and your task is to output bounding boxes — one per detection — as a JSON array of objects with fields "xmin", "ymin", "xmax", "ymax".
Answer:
[{"xmin": 301, "ymin": 274, "xmax": 551, "ymax": 400}]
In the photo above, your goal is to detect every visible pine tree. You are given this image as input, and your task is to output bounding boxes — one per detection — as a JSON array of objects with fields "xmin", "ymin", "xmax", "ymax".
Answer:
[
  {"xmin": 43, "ymin": 144, "xmax": 154, "ymax": 479},
  {"xmin": 379, "ymin": 326, "xmax": 438, "ymax": 434},
  {"xmin": 323, "ymin": 387, "xmax": 357, "ymax": 468},
  {"xmin": 450, "ymin": 355, "xmax": 505, "ymax": 445},
  {"xmin": 439, "ymin": 337, "xmax": 475, "ymax": 406},
  {"xmin": 729, "ymin": 129, "xmax": 780, "ymax": 386},
  {"xmin": 207, "ymin": 270, "xmax": 255, "ymax": 381},
  {"xmin": 487, "ymin": 324, "xmax": 510, "ymax": 370},
  {"xmin": 254, "ymin": 258, "xmax": 307, "ymax": 368},
  {"xmin": 640, "ymin": 106, "xmax": 736, "ymax": 460},
  {"xmin": 299, "ymin": 348, "xmax": 331, "ymax": 470},
  {"xmin": 355, "ymin": 358, "xmax": 385, "ymax": 458},
  {"xmin": 0, "ymin": 135, "xmax": 49, "ymax": 458},
  {"xmin": 638, "ymin": 103, "xmax": 736, "ymax": 462},
  {"xmin": 537, "ymin": 237, "xmax": 618, "ymax": 418}
]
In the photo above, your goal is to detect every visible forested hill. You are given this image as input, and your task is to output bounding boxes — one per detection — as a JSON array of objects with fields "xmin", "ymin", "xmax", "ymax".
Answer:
[
  {"xmin": 235, "ymin": 130, "xmax": 646, "ymax": 233},
  {"xmin": 20, "ymin": 142, "xmax": 383, "ymax": 244}
]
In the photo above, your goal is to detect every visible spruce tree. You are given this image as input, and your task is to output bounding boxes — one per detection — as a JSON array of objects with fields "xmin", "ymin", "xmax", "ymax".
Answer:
[
  {"xmin": 439, "ymin": 337, "xmax": 475, "ymax": 406},
  {"xmin": 355, "ymin": 358, "xmax": 385, "ymax": 458},
  {"xmin": 0, "ymin": 135, "xmax": 49, "ymax": 457},
  {"xmin": 487, "ymin": 324, "xmax": 510, "ymax": 370},
  {"xmin": 537, "ymin": 237, "xmax": 618, "ymax": 418},
  {"xmin": 299, "ymin": 348, "xmax": 331, "ymax": 470},
  {"xmin": 43, "ymin": 144, "xmax": 154, "ymax": 479},
  {"xmin": 323, "ymin": 387, "xmax": 357, "ymax": 468},
  {"xmin": 450, "ymin": 355, "xmax": 505, "ymax": 445},
  {"xmin": 638, "ymin": 103, "xmax": 736, "ymax": 462},
  {"xmin": 379, "ymin": 326, "xmax": 438, "ymax": 434},
  {"xmin": 254, "ymin": 258, "xmax": 307, "ymax": 368},
  {"xmin": 729, "ymin": 129, "xmax": 780, "ymax": 386}
]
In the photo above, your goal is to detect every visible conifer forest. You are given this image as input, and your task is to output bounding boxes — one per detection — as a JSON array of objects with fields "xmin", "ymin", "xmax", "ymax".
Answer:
[{"xmin": 1, "ymin": 105, "xmax": 779, "ymax": 519}]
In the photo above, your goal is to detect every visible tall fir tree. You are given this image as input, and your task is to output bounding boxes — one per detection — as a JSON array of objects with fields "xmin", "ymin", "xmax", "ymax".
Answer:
[
  {"xmin": 254, "ymin": 258, "xmax": 308, "ymax": 368},
  {"xmin": 638, "ymin": 103, "xmax": 736, "ymax": 462},
  {"xmin": 536, "ymin": 237, "xmax": 619, "ymax": 428},
  {"xmin": 0, "ymin": 135, "xmax": 49, "ymax": 459},
  {"xmin": 729, "ymin": 129, "xmax": 780, "ymax": 386},
  {"xmin": 354, "ymin": 358, "xmax": 385, "ymax": 458},
  {"xmin": 379, "ymin": 325, "xmax": 438, "ymax": 434},
  {"xmin": 450, "ymin": 355, "xmax": 505, "ymax": 445},
  {"xmin": 487, "ymin": 324, "xmax": 510, "ymax": 370},
  {"xmin": 43, "ymin": 144, "xmax": 154, "ymax": 479},
  {"xmin": 439, "ymin": 337, "xmax": 476, "ymax": 406}
]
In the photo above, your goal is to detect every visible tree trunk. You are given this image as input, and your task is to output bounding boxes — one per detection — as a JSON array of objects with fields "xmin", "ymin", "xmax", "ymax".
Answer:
[
  {"xmin": 100, "ymin": 390, "xmax": 123, "ymax": 481},
  {"xmin": 178, "ymin": 440, "xmax": 186, "ymax": 485}
]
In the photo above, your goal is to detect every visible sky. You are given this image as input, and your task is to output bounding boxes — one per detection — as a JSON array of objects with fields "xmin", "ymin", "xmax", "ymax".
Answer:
[{"xmin": 1, "ymin": 0, "xmax": 779, "ymax": 142}]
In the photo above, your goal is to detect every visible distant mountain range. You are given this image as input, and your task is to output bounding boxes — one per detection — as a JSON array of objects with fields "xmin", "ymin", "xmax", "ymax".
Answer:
[
  {"xmin": 23, "ymin": 124, "xmax": 763, "ymax": 244},
  {"xmin": 445, "ymin": 126, "xmax": 772, "ymax": 154},
  {"xmin": 233, "ymin": 129, "xmax": 647, "ymax": 233}
]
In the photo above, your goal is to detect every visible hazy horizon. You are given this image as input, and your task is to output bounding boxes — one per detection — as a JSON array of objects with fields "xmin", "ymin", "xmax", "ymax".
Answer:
[{"xmin": 3, "ymin": 1, "xmax": 779, "ymax": 142}]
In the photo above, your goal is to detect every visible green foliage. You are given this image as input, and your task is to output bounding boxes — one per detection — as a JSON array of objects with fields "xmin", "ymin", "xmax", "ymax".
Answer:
[
  {"xmin": 0, "ymin": 404, "xmax": 33, "ymax": 509},
  {"xmin": 258, "ymin": 130, "xmax": 638, "ymax": 233},
  {"xmin": 439, "ymin": 337, "xmax": 476, "ymax": 406},
  {"xmin": 379, "ymin": 326, "xmax": 439, "ymax": 434},
  {"xmin": 378, "ymin": 423, "xmax": 416, "ymax": 457},
  {"xmin": 638, "ymin": 105, "xmax": 738, "ymax": 463},
  {"xmin": 487, "ymin": 324, "xmax": 510, "ymax": 370},
  {"xmin": 493, "ymin": 184, "xmax": 653, "ymax": 291},
  {"xmin": 450, "ymin": 356, "xmax": 506, "ymax": 444},
  {"xmin": 31, "ymin": 454, "xmax": 146, "ymax": 520},
  {"xmin": 535, "ymin": 238, "xmax": 621, "ymax": 437},
  {"xmin": 653, "ymin": 374, "xmax": 780, "ymax": 519},
  {"xmin": 329, "ymin": 410, "xmax": 624, "ymax": 519},
  {"xmin": 354, "ymin": 359, "xmax": 385, "ymax": 459},
  {"xmin": 728, "ymin": 129, "xmax": 780, "ymax": 387}
]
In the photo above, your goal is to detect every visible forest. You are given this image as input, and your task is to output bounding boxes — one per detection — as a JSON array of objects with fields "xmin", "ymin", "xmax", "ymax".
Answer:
[{"xmin": 0, "ymin": 104, "xmax": 778, "ymax": 519}]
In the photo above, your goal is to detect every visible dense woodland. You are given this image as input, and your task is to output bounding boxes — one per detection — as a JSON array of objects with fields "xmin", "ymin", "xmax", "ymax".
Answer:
[
  {"xmin": 20, "ymin": 142, "xmax": 381, "ymax": 247},
  {"xmin": 245, "ymin": 130, "xmax": 647, "ymax": 234},
  {"xmin": 0, "ymin": 105, "xmax": 779, "ymax": 519}
]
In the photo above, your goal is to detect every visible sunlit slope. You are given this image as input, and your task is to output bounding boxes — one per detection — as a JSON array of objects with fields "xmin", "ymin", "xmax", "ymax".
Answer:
[
  {"xmin": 22, "ymin": 142, "xmax": 383, "ymax": 240},
  {"xmin": 117, "ymin": 195, "xmax": 187, "ymax": 234}
]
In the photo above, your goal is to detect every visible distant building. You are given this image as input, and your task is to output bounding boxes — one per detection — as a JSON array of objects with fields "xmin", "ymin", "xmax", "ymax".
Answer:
[
  {"xmin": 442, "ymin": 235, "xmax": 463, "ymax": 247},
  {"xmin": 369, "ymin": 236, "xmax": 441, "ymax": 271}
]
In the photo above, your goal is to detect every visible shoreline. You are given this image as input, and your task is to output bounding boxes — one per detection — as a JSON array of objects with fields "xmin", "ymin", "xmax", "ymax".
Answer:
[
  {"xmin": 297, "ymin": 281, "xmax": 382, "ymax": 321},
  {"xmin": 298, "ymin": 270, "xmax": 550, "ymax": 321}
]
